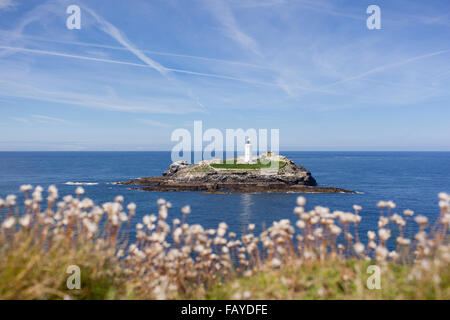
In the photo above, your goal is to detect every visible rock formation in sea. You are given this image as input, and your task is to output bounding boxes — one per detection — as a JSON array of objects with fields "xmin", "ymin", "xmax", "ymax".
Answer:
[{"xmin": 118, "ymin": 153, "xmax": 355, "ymax": 194}]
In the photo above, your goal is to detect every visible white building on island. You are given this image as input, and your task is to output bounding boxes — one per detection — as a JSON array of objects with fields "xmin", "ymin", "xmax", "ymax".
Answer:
[{"xmin": 244, "ymin": 139, "xmax": 252, "ymax": 163}]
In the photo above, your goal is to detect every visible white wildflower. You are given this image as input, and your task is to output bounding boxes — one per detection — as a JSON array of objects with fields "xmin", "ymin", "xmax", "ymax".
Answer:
[
  {"xmin": 181, "ymin": 205, "xmax": 191, "ymax": 215},
  {"xmin": 19, "ymin": 214, "xmax": 31, "ymax": 228},
  {"xmin": 296, "ymin": 196, "xmax": 306, "ymax": 206},
  {"xmin": 2, "ymin": 217, "xmax": 15, "ymax": 229},
  {"xmin": 75, "ymin": 186, "xmax": 84, "ymax": 196},
  {"xmin": 354, "ymin": 242, "xmax": 365, "ymax": 255}
]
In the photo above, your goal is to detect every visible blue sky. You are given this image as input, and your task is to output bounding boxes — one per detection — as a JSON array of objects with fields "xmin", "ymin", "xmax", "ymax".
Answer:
[{"xmin": 0, "ymin": 0, "xmax": 449, "ymax": 151}]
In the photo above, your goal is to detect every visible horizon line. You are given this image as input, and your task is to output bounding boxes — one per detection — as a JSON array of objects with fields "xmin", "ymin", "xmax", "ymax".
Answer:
[{"xmin": 0, "ymin": 150, "xmax": 449, "ymax": 152}]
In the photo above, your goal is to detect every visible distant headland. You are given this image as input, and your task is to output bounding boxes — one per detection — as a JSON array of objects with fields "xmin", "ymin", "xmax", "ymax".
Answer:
[{"xmin": 118, "ymin": 153, "xmax": 355, "ymax": 194}]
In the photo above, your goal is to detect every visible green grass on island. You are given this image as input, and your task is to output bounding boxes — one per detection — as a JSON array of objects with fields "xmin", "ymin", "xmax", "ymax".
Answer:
[{"xmin": 210, "ymin": 159, "xmax": 284, "ymax": 169}]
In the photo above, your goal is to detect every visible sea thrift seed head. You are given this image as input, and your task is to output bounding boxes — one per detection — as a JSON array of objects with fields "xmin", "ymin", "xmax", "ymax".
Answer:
[
  {"xmin": 396, "ymin": 237, "xmax": 411, "ymax": 246},
  {"xmin": 20, "ymin": 184, "xmax": 33, "ymax": 193},
  {"xmin": 313, "ymin": 228, "xmax": 323, "ymax": 238},
  {"xmin": 378, "ymin": 228, "xmax": 391, "ymax": 241},
  {"xmin": 439, "ymin": 201, "xmax": 448, "ymax": 211},
  {"xmin": 376, "ymin": 246, "xmax": 388, "ymax": 261},
  {"xmin": 389, "ymin": 251, "xmax": 399, "ymax": 260},
  {"xmin": 293, "ymin": 207, "xmax": 304, "ymax": 215},
  {"xmin": 157, "ymin": 198, "xmax": 166, "ymax": 206},
  {"xmin": 218, "ymin": 222, "xmax": 228, "ymax": 230},
  {"xmin": 442, "ymin": 214, "xmax": 450, "ymax": 227},
  {"xmin": 48, "ymin": 185, "xmax": 58, "ymax": 198},
  {"xmin": 296, "ymin": 220, "xmax": 306, "ymax": 229},
  {"xmin": 159, "ymin": 206, "xmax": 168, "ymax": 220},
  {"xmin": 127, "ymin": 202, "xmax": 136, "ymax": 212},
  {"xmin": 378, "ymin": 217, "xmax": 389, "ymax": 228},
  {"xmin": 248, "ymin": 224, "xmax": 255, "ymax": 231},
  {"xmin": 387, "ymin": 201, "xmax": 396, "ymax": 209},
  {"xmin": 35, "ymin": 186, "xmax": 43, "ymax": 193},
  {"xmin": 6, "ymin": 195, "xmax": 17, "ymax": 206},
  {"xmin": 2, "ymin": 217, "xmax": 15, "ymax": 229},
  {"xmin": 32, "ymin": 191, "xmax": 42, "ymax": 203},
  {"xmin": 415, "ymin": 215, "xmax": 428, "ymax": 227},
  {"xmin": 377, "ymin": 201, "xmax": 387, "ymax": 208},
  {"xmin": 271, "ymin": 258, "xmax": 282, "ymax": 268},
  {"xmin": 75, "ymin": 187, "xmax": 85, "ymax": 196},
  {"xmin": 438, "ymin": 192, "xmax": 449, "ymax": 201},
  {"xmin": 19, "ymin": 214, "xmax": 31, "ymax": 228},
  {"xmin": 330, "ymin": 224, "xmax": 341, "ymax": 235},
  {"xmin": 296, "ymin": 196, "xmax": 306, "ymax": 206},
  {"xmin": 310, "ymin": 216, "xmax": 320, "ymax": 225},
  {"xmin": 115, "ymin": 195, "xmax": 124, "ymax": 203},
  {"xmin": 353, "ymin": 205, "xmax": 362, "ymax": 212},
  {"xmin": 403, "ymin": 209, "xmax": 414, "ymax": 217},
  {"xmin": 119, "ymin": 212, "xmax": 128, "ymax": 222},
  {"xmin": 354, "ymin": 242, "xmax": 365, "ymax": 255},
  {"xmin": 181, "ymin": 205, "xmax": 191, "ymax": 215}
]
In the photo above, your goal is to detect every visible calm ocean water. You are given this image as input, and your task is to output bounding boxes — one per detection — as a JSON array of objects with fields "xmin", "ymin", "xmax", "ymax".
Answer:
[{"xmin": 0, "ymin": 151, "xmax": 448, "ymax": 241}]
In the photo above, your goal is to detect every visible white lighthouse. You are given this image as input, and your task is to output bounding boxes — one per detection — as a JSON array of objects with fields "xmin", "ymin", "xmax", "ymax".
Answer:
[{"xmin": 244, "ymin": 139, "xmax": 251, "ymax": 163}]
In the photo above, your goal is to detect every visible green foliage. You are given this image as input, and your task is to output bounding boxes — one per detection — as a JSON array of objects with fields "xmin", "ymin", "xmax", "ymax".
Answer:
[
  {"xmin": 203, "ymin": 260, "xmax": 449, "ymax": 300},
  {"xmin": 210, "ymin": 160, "xmax": 283, "ymax": 169}
]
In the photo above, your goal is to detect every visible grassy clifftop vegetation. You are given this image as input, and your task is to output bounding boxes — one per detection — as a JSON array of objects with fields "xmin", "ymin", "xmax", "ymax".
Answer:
[
  {"xmin": 0, "ymin": 186, "xmax": 448, "ymax": 300},
  {"xmin": 210, "ymin": 159, "xmax": 284, "ymax": 169}
]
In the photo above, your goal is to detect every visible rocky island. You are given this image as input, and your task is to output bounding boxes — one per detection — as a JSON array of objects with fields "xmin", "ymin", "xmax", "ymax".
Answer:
[{"xmin": 118, "ymin": 153, "xmax": 355, "ymax": 194}]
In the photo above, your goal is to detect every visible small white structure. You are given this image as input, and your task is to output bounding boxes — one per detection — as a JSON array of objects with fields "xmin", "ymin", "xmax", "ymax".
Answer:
[{"xmin": 244, "ymin": 139, "xmax": 251, "ymax": 163}]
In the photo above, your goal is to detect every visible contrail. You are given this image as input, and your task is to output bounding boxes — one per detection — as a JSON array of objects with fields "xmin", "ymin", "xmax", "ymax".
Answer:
[
  {"xmin": 0, "ymin": 45, "xmax": 277, "ymax": 87},
  {"xmin": 0, "ymin": 32, "xmax": 271, "ymax": 70},
  {"xmin": 83, "ymin": 6, "xmax": 169, "ymax": 77},
  {"xmin": 322, "ymin": 49, "xmax": 450, "ymax": 88}
]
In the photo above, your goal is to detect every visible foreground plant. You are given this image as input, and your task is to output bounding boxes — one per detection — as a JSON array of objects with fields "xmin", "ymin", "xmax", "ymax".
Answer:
[{"xmin": 0, "ymin": 186, "xmax": 448, "ymax": 299}]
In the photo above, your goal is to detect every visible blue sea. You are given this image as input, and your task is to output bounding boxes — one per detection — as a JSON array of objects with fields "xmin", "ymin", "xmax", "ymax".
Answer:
[{"xmin": 0, "ymin": 152, "xmax": 449, "ymax": 240}]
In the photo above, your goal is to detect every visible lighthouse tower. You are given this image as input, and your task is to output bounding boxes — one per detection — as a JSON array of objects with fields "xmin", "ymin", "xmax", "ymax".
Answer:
[{"xmin": 244, "ymin": 139, "xmax": 251, "ymax": 163}]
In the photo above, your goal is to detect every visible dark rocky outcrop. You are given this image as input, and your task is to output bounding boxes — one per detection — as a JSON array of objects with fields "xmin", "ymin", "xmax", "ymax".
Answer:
[{"xmin": 118, "ymin": 155, "xmax": 355, "ymax": 194}]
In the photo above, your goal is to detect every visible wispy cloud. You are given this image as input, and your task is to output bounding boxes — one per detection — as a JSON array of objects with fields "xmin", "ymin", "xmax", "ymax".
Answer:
[
  {"xmin": 136, "ymin": 119, "xmax": 171, "ymax": 127},
  {"xmin": 82, "ymin": 6, "xmax": 169, "ymax": 77},
  {"xmin": 322, "ymin": 49, "xmax": 450, "ymax": 88},
  {"xmin": 0, "ymin": 45, "xmax": 307, "ymax": 89},
  {"xmin": 0, "ymin": 78, "xmax": 204, "ymax": 114},
  {"xmin": 229, "ymin": 0, "xmax": 287, "ymax": 8},
  {"xmin": 0, "ymin": 32, "xmax": 270, "ymax": 70},
  {"xmin": 10, "ymin": 117, "xmax": 29, "ymax": 123},
  {"xmin": 31, "ymin": 114, "xmax": 71, "ymax": 124},
  {"xmin": 9, "ymin": 114, "xmax": 73, "ymax": 125},
  {"xmin": 203, "ymin": 0, "xmax": 263, "ymax": 57}
]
